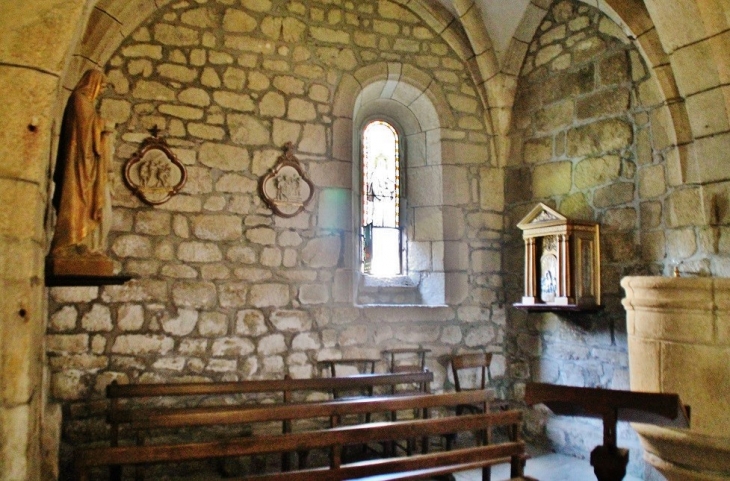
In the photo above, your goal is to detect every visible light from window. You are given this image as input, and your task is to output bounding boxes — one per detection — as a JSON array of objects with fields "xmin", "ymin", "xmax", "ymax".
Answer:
[{"xmin": 362, "ymin": 120, "xmax": 401, "ymax": 276}]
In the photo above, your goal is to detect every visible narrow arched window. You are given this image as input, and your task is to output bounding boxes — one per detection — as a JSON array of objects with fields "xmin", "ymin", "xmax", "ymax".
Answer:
[{"xmin": 362, "ymin": 120, "xmax": 401, "ymax": 277}]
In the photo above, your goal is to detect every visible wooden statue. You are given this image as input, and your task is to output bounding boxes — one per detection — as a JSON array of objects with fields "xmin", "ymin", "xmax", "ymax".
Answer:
[{"xmin": 49, "ymin": 69, "xmax": 114, "ymax": 276}]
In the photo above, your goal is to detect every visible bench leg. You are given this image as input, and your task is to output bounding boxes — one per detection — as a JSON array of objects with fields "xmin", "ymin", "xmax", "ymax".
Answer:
[
  {"xmin": 110, "ymin": 465, "xmax": 121, "ymax": 481},
  {"xmin": 297, "ymin": 450, "xmax": 310, "ymax": 470},
  {"xmin": 510, "ymin": 454, "xmax": 527, "ymax": 478},
  {"xmin": 482, "ymin": 466, "xmax": 492, "ymax": 481}
]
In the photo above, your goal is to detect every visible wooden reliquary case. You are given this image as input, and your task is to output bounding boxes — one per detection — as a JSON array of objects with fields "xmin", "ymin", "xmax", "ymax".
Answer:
[{"xmin": 514, "ymin": 203, "xmax": 601, "ymax": 311}]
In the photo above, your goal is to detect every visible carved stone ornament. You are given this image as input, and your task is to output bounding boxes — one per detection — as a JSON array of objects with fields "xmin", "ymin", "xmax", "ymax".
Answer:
[
  {"xmin": 259, "ymin": 142, "xmax": 314, "ymax": 218},
  {"xmin": 124, "ymin": 129, "xmax": 187, "ymax": 205}
]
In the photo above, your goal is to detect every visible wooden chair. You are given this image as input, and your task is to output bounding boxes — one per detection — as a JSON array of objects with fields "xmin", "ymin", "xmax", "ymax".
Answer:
[
  {"xmin": 448, "ymin": 352, "xmax": 510, "ymax": 460},
  {"xmin": 381, "ymin": 348, "xmax": 432, "ymax": 455},
  {"xmin": 451, "ymin": 352, "xmax": 494, "ymax": 415}
]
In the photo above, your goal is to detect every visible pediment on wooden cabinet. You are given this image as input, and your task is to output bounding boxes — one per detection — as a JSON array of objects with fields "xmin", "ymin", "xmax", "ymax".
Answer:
[{"xmin": 516, "ymin": 202, "xmax": 567, "ymax": 230}]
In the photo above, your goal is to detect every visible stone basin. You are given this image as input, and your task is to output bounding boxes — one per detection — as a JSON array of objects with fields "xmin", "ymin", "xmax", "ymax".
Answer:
[{"xmin": 621, "ymin": 276, "xmax": 730, "ymax": 480}]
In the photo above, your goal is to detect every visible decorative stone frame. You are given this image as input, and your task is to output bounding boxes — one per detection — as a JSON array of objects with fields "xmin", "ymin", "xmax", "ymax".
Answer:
[
  {"xmin": 259, "ymin": 142, "xmax": 314, "ymax": 218},
  {"xmin": 124, "ymin": 134, "xmax": 187, "ymax": 205}
]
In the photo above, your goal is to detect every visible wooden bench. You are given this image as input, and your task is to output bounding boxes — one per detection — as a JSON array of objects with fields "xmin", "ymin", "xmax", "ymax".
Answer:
[
  {"xmin": 107, "ymin": 372, "xmax": 434, "ymax": 433},
  {"xmin": 75, "ymin": 390, "xmax": 530, "ymax": 481},
  {"xmin": 105, "ymin": 372, "xmax": 433, "ymax": 478}
]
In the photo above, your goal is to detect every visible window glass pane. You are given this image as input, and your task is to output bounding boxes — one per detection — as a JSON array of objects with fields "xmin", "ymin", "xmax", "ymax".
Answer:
[{"xmin": 362, "ymin": 120, "xmax": 400, "ymax": 275}]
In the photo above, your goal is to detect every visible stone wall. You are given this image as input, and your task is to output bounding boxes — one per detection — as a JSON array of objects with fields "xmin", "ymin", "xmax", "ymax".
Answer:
[
  {"xmin": 503, "ymin": 0, "xmax": 669, "ymax": 475},
  {"xmin": 45, "ymin": 0, "xmax": 506, "ymax": 475}
]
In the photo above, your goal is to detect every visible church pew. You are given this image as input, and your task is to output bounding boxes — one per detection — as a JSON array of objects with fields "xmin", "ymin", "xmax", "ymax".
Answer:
[
  {"xmin": 105, "ymin": 371, "xmax": 434, "ymax": 478},
  {"xmin": 107, "ymin": 371, "xmax": 434, "ymax": 439},
  {"xmin": 75, "ymin": 390, "xmax": 529, "ymax": 481}
]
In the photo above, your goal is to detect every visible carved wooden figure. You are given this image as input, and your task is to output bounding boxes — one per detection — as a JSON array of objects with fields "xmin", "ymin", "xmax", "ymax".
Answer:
[{"xmin": 49, "ymin": 69, "xmax": 114, "ymax": 276}]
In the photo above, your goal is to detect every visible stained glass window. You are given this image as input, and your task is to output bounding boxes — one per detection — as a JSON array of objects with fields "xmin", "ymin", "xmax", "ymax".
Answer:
[{"xmin": 362, "ymin": 120, "xmax": 401, "ymax": 276}]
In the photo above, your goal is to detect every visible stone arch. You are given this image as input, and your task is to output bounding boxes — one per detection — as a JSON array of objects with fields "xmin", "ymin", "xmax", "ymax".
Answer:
[
  {"xmin": 333, "ymin": 62, "xmax": 460, "ymax": 306},
  {"xmin": 501, "ymin": 0, "xmax": 695, "ymax": 181},
  {"xmin": 63, "ymin": 0, "xmax": 163, "ymax": 90}
]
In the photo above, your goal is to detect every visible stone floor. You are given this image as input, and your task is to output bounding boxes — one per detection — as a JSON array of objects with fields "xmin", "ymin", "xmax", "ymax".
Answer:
[{"xmin": 455, "ymin": 446, "xmax": 644, "ymax": 481}]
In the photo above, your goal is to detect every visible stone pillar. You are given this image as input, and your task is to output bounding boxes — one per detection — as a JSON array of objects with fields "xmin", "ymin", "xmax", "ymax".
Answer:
[{"xmin": 0, "ymin": 1, "xmax": 88, "ymax": 479}]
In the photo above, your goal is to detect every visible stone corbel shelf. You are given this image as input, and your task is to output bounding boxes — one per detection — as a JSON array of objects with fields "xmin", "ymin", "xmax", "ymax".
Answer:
[
  {"xmin": 513, "ymin": 303, "xmax": 603, "ymax": 313},
  {"xmin": 45, "ymin": 274, "xmax": 134, "ymax": 287}
]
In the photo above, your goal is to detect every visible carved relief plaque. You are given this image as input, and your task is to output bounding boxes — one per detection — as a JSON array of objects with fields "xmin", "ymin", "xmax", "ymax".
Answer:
[
  {"xmin": 259, "ymin": 142, "xmax": 314, "ymax": 218},
  {"xmin": 124, "ymin": 132, "xmax": 186, "ymax": 205}
]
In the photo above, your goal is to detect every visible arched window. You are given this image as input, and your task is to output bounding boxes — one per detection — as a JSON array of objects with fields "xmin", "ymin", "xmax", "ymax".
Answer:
[{"xmin": 361, "ymin": 120, "xmax": 401, "ymax": 277}]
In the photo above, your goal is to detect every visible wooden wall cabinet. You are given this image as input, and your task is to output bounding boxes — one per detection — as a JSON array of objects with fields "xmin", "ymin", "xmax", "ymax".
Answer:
[{"xmin": 514, "ymin": 203, "xmax": 600, "ymax": 311}]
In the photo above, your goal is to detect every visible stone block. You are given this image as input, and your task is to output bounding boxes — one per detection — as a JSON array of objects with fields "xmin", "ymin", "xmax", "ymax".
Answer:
[
  {"xmin": 299, "ymin": 284, "xmax": 329, "ymax": 305},
  {"xmin": 670, "ymin": 38, "xmax": 719, "ymax": 97},
  {"xmin": 514, "ymin": 3, "xmax": 548, "ymax": 43},
  {"xmin": 49, "ymin": 305, "xmax": 77, "ymax": 332},
  {"xmin": 602, "ymin": 207, "xmax": 637, "ymax": 232},
  {"xmin": 567, "ymin": 119, "xmax": 633, "ymax": 157},
  {"xmin": 101, "ymin": 279, "xmax": 168, "ymax": 303},
  {"xmin": 258, "ymin": 334, "xmax": 287, "ymax": 355},
  {"xmin": 536, "ymin": 100, "xmax": 574, "ymax": 133},
  {"xmin": 132, "ymin": 80, "xmax": 177, "ymax": 102},
  {"xmin": 249, "ymin": 284, "xmax": 290, "ymax": 307},
  {"xmin": 414, "ymin": 207, "xmax": 443, "ymax": 242},
  {"xmin": 287, "ymin": 98, "xmax": 317, "ymax": 122},
  {"xmin": 46, "ymin": 334, "xmax": 88, "ymax": 355},
  {"xmin": 161, "ymin": 264, "xmax": 197, "ymax": 279},
  {"xmin": 532, "ymin": 161, "xmax": 572, "ymax": 197},
  {"xmin": 409, "ymin": 166, "xmax": 444, "ymax": 207},
  {"xmin": 667, "ymin": 187, "xmax": 706, "ymax": 227},
  {"xmin": 445, "ymin": 272, "xmax": 468, "ymax": 304},
  {"xmin": 685, "ymin": 132, "xmax": 730, "ymax": 184},
  {"xmin": 171, "ymin": 281, "xmax": 217, "ymax": 308},
  {"xmin": 135, "ymin": 211, "xmax": 171, "ymax": 236},
  {"xmin": 214, "ymin": 91, "xmax": 255, "ymax": 112},
  {"xmin": 292, "ymin": 332, "xmax": 320, "ymax": 351},
  {"xmin": 574, "ymin": 155, "xmax": 621, "ymax": 189},
  {"xmin": 52, "ymin": 370, "xmax": 88, "ymax": 400},
  {"xmin": 442, "ymin": 166, "xmax": 470, "ymax": 205},
  {"xmin": 523, "ymin": 137, "xmax": 552, "ymax": 165},
  {"xmin": 236, "ymin": 309, "xmax": 268, "ymax": 336},
  {"xmin": 559, "ymin": 192, "xmax": 592, "ymax": 220},
  {"xmin": 212, "ymin": 337, "xmax": 255, "ymax": 357},
  {"xmin": 118, "ymin": 305, "xmax": 144, "ymax": 331},
  {"xmin": 228, "ymin": 114, "xmax": 270, "ymax": 145},
  {"xmin": 218, "ymin": 282, "xmax": 249, "ymax": 308},
  {"xmin": 301, "ymin": 236, "xmax": 341, "ymax": 268},
  {"xmin": 640, "ymin": 230, "xmax": 665, "ymax": 262},
  {"xmin": 154, "ymin": 23, "xmax": 199, "ymax": 46},
  {"xmin": 161, "ymin": 309, "xmax": 198, "ymax": 336},
  {"xmin": 665, "ymin": 228, "xmax": 697, "ymax": 259},
  {"xmin": 542, "ymin": 65, "xmax": 595, "ymax": 106},
  {"xmin": 80, "ymin": 305, "xmax": 113, "ymax": 332},
  {"xmin": 112, "ymin": 334, "xmax": 174, "ymax": 355},
  {"xmin": 49, "ymin": 287, "xmax": 99, "ymax": 304},
  {"xmin": 188, "ymin": 122, "xmax": 226, "ymax": 140},
  {"xmin": 178, "ymin": 241, "xmax": 223, "ymax": 262},
  {"xmin": 577, "ymin": 88, "xmax": 630, "ymax": 120},
  {"xmin": 686, "ymin": 86, "xmax": 730, "ymax": 138},
  {"xmin": 638, "ymin": 164, "xmax": 666, "ymax": 199},
  {"xmin": 299, "ymin": 123, "xmax": 326, "ymax": 154},
  {"xmin": 594, "ymin": 182, "xmax": 634, "ymax": 208},
  {"xmin": 199, "ymin": 142, "xmax": 250, "ymax": 171},
  {"xmin": 464, "ymin": 324, "xmax": 497, "ymax": 347},
  {"xmin": 192, "ymin": 215, "xmax": 242, "ymax": 241},
  {"xmin": 198, "ymin": 312, "xmax": 228, "ymax": 337}
]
